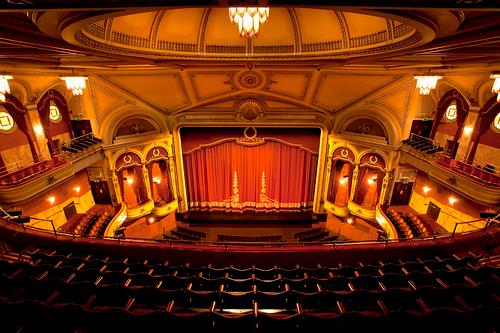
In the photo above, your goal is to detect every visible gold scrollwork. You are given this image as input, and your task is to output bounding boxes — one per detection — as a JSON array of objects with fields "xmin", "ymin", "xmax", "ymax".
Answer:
[
  {"xmin": 123, "ymin": 154, "xmax": 132, "ymax": 164},
  {"xmin": 244, "ymin": 127, "xmax": 257, "ymax": 140}
]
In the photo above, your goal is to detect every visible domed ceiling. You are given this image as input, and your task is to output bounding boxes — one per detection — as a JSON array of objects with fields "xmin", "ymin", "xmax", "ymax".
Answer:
[{"xmin": 58, "ymin": 8, "xmax": 435, "ymax": 61}]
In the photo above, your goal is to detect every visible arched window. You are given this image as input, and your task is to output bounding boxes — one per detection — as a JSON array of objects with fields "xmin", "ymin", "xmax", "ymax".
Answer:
[
  {"xmin": 492, "ymin": 112, "xmax": 500, "ymax": 132},
  {"xmin": 49, "ymin": 101, "xmax": 61, "ymax": 123},
  {"xmin": 0, "ymin": 110, "xmax": 15, "ymax": 133},
  {"xmin": 445, "ymin": 102, "xmax": 457, "ymax": 121}
]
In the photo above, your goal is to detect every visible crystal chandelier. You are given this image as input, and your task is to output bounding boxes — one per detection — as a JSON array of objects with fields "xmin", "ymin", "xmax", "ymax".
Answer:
[
  {"xmin": 0, "ymin": 75, "xmax": 12, "ymax": 103},
  {"xmin": 491, "ymin": 73, "xmax": 500, "ymax": 102},
  {"xmin": 228, "ymin": 7, "xmax": 269, "ymax": 38},
  {"xmin": 414, "ymin": 75, "xmax": 442, "ymax": 95},
  {"xmin": 61, "ymin": 76, "xmax": 88, "ymax": 96}
]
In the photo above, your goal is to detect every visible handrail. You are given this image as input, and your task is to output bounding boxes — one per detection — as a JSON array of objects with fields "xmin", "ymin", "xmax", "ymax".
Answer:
[
  {"xmin": 1, "ymin": 214, "xmax": 493, "ymax": 250},
  {"xmin": 0, "ymin": 154, "xmax": 47, "ymax": 174},
  {"xmin": 62, "ymin": 133, "xmax": 99, "ymax": 147}
]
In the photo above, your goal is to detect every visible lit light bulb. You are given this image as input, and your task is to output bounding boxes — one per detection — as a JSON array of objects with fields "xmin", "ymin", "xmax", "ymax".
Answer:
[
  {"xmin": 74, "ymin": 186, "xmax": 81, "ymax": 193},
  {"xmin": 153, "ymin": 176, "xmax": 162, "ymax": 184},
  {"xmin": 423, "ymin": 186, "xmax": 431, "ymax": 194},
  {"xmin": 126, "ymin": 177, "xmax": 134, "ymax": 185},
  {"xmin": 448, "ymin": 196, "xmax": 458, "ymax": 205},
  {"xmin": 48, "ymin": 196, "xmax": 55, "ymax": 204}
]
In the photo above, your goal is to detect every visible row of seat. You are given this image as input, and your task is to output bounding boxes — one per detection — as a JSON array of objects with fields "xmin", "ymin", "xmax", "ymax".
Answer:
[
  {"xmin": 61, "ymin": 135, "xmax": 102, "ymax": 154},
  {"xmin": 0, "ymin": 253, "xmax": 497, "ymax": 333},
  {"xmin": 69, "ymin": 209, "xmax": 113, "ymax": 237},
  {"xmin": 402, "ymin": 136, "xmax": 443, "ymax": 155},
  {"xmin": 387, "ymin": 208, "xmax": 415, "ymax": 239}
]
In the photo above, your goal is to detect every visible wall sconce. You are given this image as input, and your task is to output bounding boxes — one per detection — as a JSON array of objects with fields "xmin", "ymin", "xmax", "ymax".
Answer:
[
  {"xmin": 463, "ymin": 126, "xmax": 473, "ymax": 136},
  {"xmin": 48, "ymin": 196, "xmax": 56, "ymax": 204},
  {"xmin": 347, "ymin": 217, "xmax": 355, "ymax": 225},
  {"xmin": 153, "ymin": 176, "xmax": 162, "ymax": 184},
  {"xmin": 74, "ymin": 186, "xmax": 81, "ymax": 194},
  {"xmin": 423, "ymin": 186, "xmax": 431, "ymax": 194},
  {"xmin": 367, "ymin": 176, "xmax": 377, "ymax": 185},
  {"xmin": 148, "ymin": 217, "xmax": 155, "ymax": 224},
  {"xmin": 33, "ymin": 124, "xmax": 44, "ymax": 135},
  {"xmin": 339, "ymin": 176, "xmax": 348, "ymax": 185},
  {"xmin": 0, "ymin": 75, "xmax": 12, "ymax": 103},
  {"xmin": 125, "ymin": 177, "xmax": 134, "ymax": 185},
  {"xmin": 448, "ymin": 196, "xmax": 458, "ymax": 205},
  {"xmin": 491, "ymin": 73, "xmax": 500, "ymax": 102}
]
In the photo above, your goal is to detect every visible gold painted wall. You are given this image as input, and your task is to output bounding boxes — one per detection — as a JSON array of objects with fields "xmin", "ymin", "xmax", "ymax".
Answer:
[
  {"xmin": 30, "ymin": 190, "xmax": 95, "ymax": 231},
  {"xmin": 409, "ymin": 191, "xmax": 485, "ymax": 233}
]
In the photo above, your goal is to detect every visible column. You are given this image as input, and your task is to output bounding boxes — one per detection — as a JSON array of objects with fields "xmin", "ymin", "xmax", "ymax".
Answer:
[
  {"xmin": 25, "ymin": 104, "xmax": 48, "ymax": 160},
  {"xmin": 349, "ymin": 164, "xmax": 359, "ymax": 200},
  {"xmin": 456, "ymin": 106, "xmax": 480, "ymax": 162},
  {"xmin": 378, "ymin": 171, "xmax": 391, "ymax": 206},
  {"xmin": 142, "ymin": 163, "xmax": 152, "ymax": 199},
  {"xmin": 111, "ymin": 171, "xmax": 123, "ymax": 204}
]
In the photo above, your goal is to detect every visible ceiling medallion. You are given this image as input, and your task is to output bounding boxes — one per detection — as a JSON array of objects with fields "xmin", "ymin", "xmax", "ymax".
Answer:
[
  {"xmin": 228, "ymin": 7, "xmax": 269, "ymax": 38},
  {"xmin": 237, "ymin": 71, "xmax": 264, "ymax": 89},
  {"xmin": 236, "ymin": 98, "xmax": 266, "ymax": 122}
]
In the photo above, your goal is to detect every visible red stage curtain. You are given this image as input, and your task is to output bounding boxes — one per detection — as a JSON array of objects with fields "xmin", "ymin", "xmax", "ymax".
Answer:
[
  {"xmin": 118, "ymin": 166, "xmax": 148, "ymax": 206},
  {"xmin": 353, "ymin": 167, "xmax": 369, "ymax": 204},
  {"xmin": 327, "ymin": 160, "xmax": 352, "ymax": 207},
  {"xmin": 183, "ymin": 140, "xmax": 318, "ymax": 211},
  {"xmin": 148, "ymin": 160, "xmax": 174, "ymax": 204},
  {"xmin": 354, "ymin": 167, "xmax": 384, "ymax": 209}
]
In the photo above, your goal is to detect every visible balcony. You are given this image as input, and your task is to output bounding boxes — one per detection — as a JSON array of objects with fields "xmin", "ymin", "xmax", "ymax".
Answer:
[
  {"xmin": 400, "ymin": 135, "xmax": 500, "ymax": 205},
  {"xmin": 0, "ymin": 134, "xmax": 104, "ymax": 203}
]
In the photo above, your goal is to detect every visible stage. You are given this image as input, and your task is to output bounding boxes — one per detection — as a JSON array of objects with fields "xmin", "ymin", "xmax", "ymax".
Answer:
[{"xmin": 175, "ymin": 210, "xmax": 326, "ymax": 227}]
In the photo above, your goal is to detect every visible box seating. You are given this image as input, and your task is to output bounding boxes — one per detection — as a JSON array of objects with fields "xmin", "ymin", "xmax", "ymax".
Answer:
[{"xmin": 0, "ymin": 245, "xmax": 498, "ymax": 332}]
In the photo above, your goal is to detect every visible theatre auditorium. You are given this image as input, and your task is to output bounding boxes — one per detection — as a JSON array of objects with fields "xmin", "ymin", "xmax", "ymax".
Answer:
[{"xmin": 0, "ymin": 1, "xmax": 499, "ymax": 332}]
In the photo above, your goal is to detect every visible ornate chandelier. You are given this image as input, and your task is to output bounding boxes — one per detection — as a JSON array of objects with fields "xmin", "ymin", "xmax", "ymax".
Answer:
[
  {"xmin": 228, "ymin": 7, "xmax": 269, "ymax": 38},
  {"xmin": 0, "ymin": 75, "xmax": 12, "ymax": 103},
  {"xmin": 491, "ymin": 73, "xmax": 500, "ymax": 102},
  {"xmin": 414, "ymin": 75, "xmax": 442, "ymax": 95},
  {"xmin": 61, "ymin": 76, "xmax": 88, "ymax": 96}
]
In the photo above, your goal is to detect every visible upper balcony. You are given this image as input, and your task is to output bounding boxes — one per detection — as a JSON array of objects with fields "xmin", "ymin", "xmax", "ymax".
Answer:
[
  {"xmin": 0, "ymin": 133, "xmax": 104, "ymax": 203},
  {"xmin": 400, "ymin": 134, "xmax": 500, "ymax": 206}
]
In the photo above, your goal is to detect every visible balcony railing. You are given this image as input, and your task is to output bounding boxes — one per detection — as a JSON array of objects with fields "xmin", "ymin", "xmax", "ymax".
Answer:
[{"xmin": 434, "ymin": 155, "xmax": 500, "ymax": 188}]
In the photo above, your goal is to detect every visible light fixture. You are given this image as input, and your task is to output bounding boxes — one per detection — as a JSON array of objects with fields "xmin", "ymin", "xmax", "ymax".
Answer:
[
  {"xmin": 423, "ymin": 186, "xmax": 431, "ymax": 194},
  {"xmin": 61, "ymin": 76, "xmax": 88, "ymax": 96},
  {"xmin": 339, "ymin": 176, "xmax": 348, "ymax": 186},
  {"xmin": 48, "ymin": 196, "xmax": 56, "ymax": 204},
  {"xmin": 347, "ymin": 218, "xmax": 354, "ymax": 225},
  {"xmin": 126, "ymin": 177, "xmax": 134, "ymax": 185},
  {"xmin": 367, "ymin": 176, "xmax": 377, "ymax": 185},
  {"xmin": 148, "ymin": 217, "xmax": 155, "ymax": 224},
  {"xmin": 463, "ymin": 126, "xmax": 473, "ymax": 136},
  {"xmin": 74, "ymin": 186, "xmax": 81, "ymax": 194},
  {"xmin": 448, "ymin": 196, "xmax": 458, "ymax": 205},
  {"xmin": 491, "ymin": 73, "xmax": 500, "ymax": 102},
  {"xmin": 153, "ymin": 176, "xmax": 162, "ymax": 184},
  {"xmin": 228, "ymin": 7, "xmax": 269, "ymax": 38},
  {"xmin": 33, "ymin": 124, "xmax": 44, "ymax": 135},
  {"xmin": 0, "ymin": 75, "xmax": 12, "ymax": 103},
  {"xmin": 414, "ymin": 75, "xmax": 442, "ymax": 95}
]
